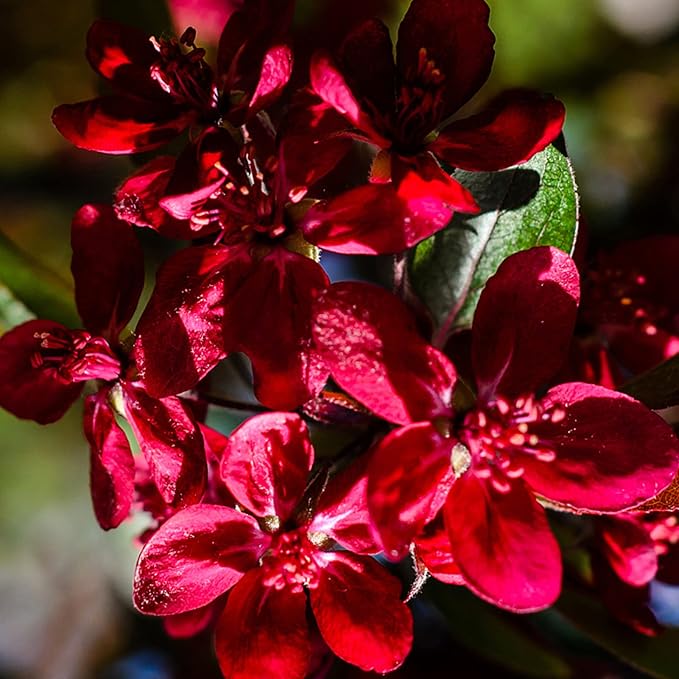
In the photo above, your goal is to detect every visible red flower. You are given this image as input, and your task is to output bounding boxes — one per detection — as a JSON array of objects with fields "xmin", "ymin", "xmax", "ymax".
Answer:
[
  {"xmin": 302, "ymin": 0, "xmax": 565, "ymax": 254},
  {"xmin": 312, "ymin": 246, "xmax": 679, "ymax": 611},
  {"xmin": 0, "ymin": 205, "xmax": 206, "ymax": 529},
  {"xmin": 134, "ymin": 412, "xmax": 413, "ymax": 678},
  {"xmin": 579, "ymin": 236, "xmax": 679, "ymax": 382},
  {"xmin": 53, "ymin": 5, "xmax": 293, "ymax": 154},
  {"xmin": 133, "ymin": 124, "xmax": 332, "ymax": 410}
]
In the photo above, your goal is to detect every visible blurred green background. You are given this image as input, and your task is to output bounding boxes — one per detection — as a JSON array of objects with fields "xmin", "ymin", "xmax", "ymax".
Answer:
[{"xmin": 1, "ymin": 1, "xmax": 679, "ymax": 677}]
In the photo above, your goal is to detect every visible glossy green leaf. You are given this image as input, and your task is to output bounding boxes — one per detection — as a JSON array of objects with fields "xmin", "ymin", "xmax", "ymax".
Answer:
[
  {"xmin": 621, "ymin": 354, "xmax": 679, "ymax": 410},
  {"xmin": 430, "ymin": 582, "xmax": 571, "ymax": 678},
  {"xmin": 0, "ymin": 231, "xmax": 79, "ymax": 328},
  {"xmin": 409, "ymin": 144, "xmax": 579, "ymax": 346},
  {"xmin": 557, "ymin": 589, "xmax": 679, "ymax": 679}
]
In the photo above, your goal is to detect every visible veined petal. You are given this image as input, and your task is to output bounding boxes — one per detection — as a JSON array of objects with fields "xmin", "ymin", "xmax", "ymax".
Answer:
[
  {"xmin": 415, "ymin": 521, "xmax": 464, "ymax": 585},
  {"xmin": 397, "ymin": 0, "xmax": 495, "ymax": 118},
  {"xmin": 134, "ymin": 504, "xmax": 269, "ymax": 615},
  {"xmin": 432, "ymin": 90, "xmax": 565, "ymax": 171},
  {"xmin": 310, "ymin": 552, "xmax": 412, "ymax": 673},
  {"xmin": 313, "ymin": 281, "xmax": 455, "ymax": 424},
  {"xmin": 249, "ymin": 44, "xmax": 294, "ymax": 113},
  {"xmin": 524, "ymin": 383, "xmax": 679, "ymax": 513},
  {"xmin": 221, "ymin": 412, "xmax": 314, "ymax": 522},
  {"xmin": 368, "ymin": 422, "xmax": 454, "ymax": 560},
  {"xmin": 52, "ymin": 96, "xmax": 193, "ymax": 154},
  {"xmin": 71, "ymin": 204, "xmax": 144, "ymax": 341},
  {"xmin": 472, "ymin": 246, "xmax": 580, "ymax": 401},
  {"xmin": 216, "ymin": 569, "xmax": 311, "ymax": 679},
  {"xmin": 84, "ymin": 391, "xmax": 135, "ymax": 530},
  {"xmin": 445, "ymin": 474, "xmax": 562, "ymax": 612},
  {"xmin": 121, "ymin": 382, "xmax": 207, "ymax": 507}
]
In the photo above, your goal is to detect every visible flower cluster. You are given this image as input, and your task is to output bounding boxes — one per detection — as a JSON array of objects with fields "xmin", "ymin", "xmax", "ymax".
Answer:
[{"xmin": 2, "ymin": 0, "xmax": 678, "ymax": 676}]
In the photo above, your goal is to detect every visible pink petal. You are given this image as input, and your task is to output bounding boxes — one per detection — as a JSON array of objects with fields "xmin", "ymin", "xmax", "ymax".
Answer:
[
  {"xmin": 216, "ymin": 569, "xmax": 311, "ymax": 679},
  {"xmin": 168, "ymin": 0, "xmax": 240, "ymax": 44},
  {"xmin": 85, "ymin": 19, "xmax": 163, "ymax": 99},
  {"xmin": 221, "ymin": 412, "xmax": 314, "ymax": 522},
  {"xmin": 431, "ymin": 89, "xmax": 565, "ymax": 171},
  {"xmin": 121, "ymin": 382, "xmax": 207, "ymax": 507},
  {"xmin": 222, "ymin": 248, "xmax": 330, "ymax": 411},
  {"xmin": 313, "ymin": 281, "xmax": 455, "ymax": 424},
  {"xmin": 249, "ymin": 44, "xmax": 293, "ymax": 113},
  {"xmin": 445, "ymin": 474, "xmax": 562, "ymax": 612},
  {"xmin": 524, "ymin": 382, "xmax": 679, "ymax": 512},
  {"xmin": 368, "ymin": 422, "xmax": 454, "ymax": 560},
  {"xmin": 134, "ymin": 504, "xmax": 268, "ymax": 615},
  {"xmin": 415, "ymin": 521, "xmax": 464, "ymax": 585},
  {"xmin": 0, "ymin": 320, "xmax": 83, "ymax": 424},
  {"xmin": 310, "ymin": 552, "xmax": 413, "ymax": 673},
  {"xmin": 84, "ymin": 391, "xmax": 135, "ymax": 530},
  {"xmin": 472, "ymin": 246, "xmax": 580, "ymax": 401},
  {"xmin": 397, "ymin": 0, "xmax": 495, "ymax": 118},
  {"xmin": 301, "ymin": 156, "xmax": 477, "ymax": 255},
  {"xmin": 133, "ymin": 244, "xmax": 241, "ymax": 398},
  {"xmin": 598, "ymin": 515, "xmax": 658, "ymax": 587},
  {"xmin": 163, "ymin": 599, "xmax": 220, "ymax": 639},
  {"xmin": 71, "ymin": 204, "xmax": 144, "ymax": 341},
  {"xmin": 52, "ymin": 96, "xmax": 193, "ymax": 154},
  {"xmin": 309, "ymin": 453, "xmax": 380, "ymax": 554}
]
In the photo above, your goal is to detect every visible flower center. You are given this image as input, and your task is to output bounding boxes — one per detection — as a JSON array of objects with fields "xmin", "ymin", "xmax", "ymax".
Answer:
[
  {"xmin": 149, "ymin": 28, "xmax": 216, "ymax": 115},
  {"xmin": 647, "ymin": 514, "xmax": 679, "ymax": 557},
  {"xmin": 261, "ymin": 528, "xmax": 325, "ymax": 593},
  {"xmin": 459, "ymin": 395, "xmax": 565, "ymax": 493},
  {"xmin": 31, "ymin": 329, "xmax": 121, "ymax": 383},
  {"xmin": 393, "ymin": 48, "xmax": 445, "ymax": 154}
]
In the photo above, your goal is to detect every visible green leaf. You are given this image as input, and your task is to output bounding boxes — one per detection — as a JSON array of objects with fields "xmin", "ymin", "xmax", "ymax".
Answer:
[
  {"xmin": 429, "ymin": 582, "xmax": 571, "ymax": 678},
  {"xmin": 557, "ymin": 589, "xmax": 679, "ymax": 679},
  {"xmin": 0, "ymin": 231, "xmax": 79, "ymax": 328},
  {"xmin": 409, "ymin": 143, "xmax": 579, "ymax": 345},
  {"xmin": 621, "ymin": 354, "xmax": 679, "ymax": 410}
]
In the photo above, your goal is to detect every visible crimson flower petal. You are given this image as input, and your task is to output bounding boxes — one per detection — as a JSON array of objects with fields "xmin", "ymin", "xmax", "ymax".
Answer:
[
  {"xmin": 121, "ymin": 382, "xmax": 207, "ymax": 507},
  {"xmin": 472, "ymin": 246, "xmax": 580, "ymax": 401},
  {"xmin": 431, "ymin": 89, "xmax": 565, "ymax": 171},
  {"xmin": 302, "ymin": 155, "xmax": 477, "ymax": 255},
  {"xmin": 338, "ymin": 18, "xmax": 396, "ymax": 115},
  {"xmin": 133, "ymin": 245, "xmax": 240, "ymax": 397},
  {"xmin": 222, "ymin": 248, "xmax": 329, "ymax": 410},
  {"xmin": 168, "ymin": 0, "xmax": 239, "ymax": 44},
  {"xmin": 163, "ymin": 600, "xmax": 220, "ymax": 639},
  {"xmin": 598, "ymin": 516, "xmax": 658, "ymax": 587},
  {"xmin": 415, "ymin": 521, "xmax": 464, "ymax": 585},
  {"xmin": 249, "ymin": 45, "xmax": 294, "ymax": 113},
  {"xmin": 313, "ymin": 281, "xmax": 455, "ymax": 424},
  {"xmin": 309, "ymin": 52, "xmax": 387, "ymax": 146},
  {"xmin": 397, "ymin": 0, "xmax": 495, "ymax": 118},
  {"xmin": 309, "ymin": 453, "xmax": 380, "ymax": 554},
  {"xmin": 134, "ymin": 504, "xmax": 269, "ymax": 615},
  {"xmin": 84, "ymin": 391, "xmax": 135, "ymax": 530},
  {"xmin": 445, "ymin": 474, "xmax": 562, "ymax": 612},
  {"xmin": 221, "ymin": 412, "xmax": 314, "ymax": 522},
  {"xmin": 216, "ymin": 569, "xmax": 311, "ymax": 679},
  {"xmin": 52, "ymin": 96, "xmax": 193, "ymax": 154},
  {"xmin": 310, "ymin": 552, "xmax": 413, "ymax": 673},
  {"xmin": 85, "ymin": 19, "xmax": 162, "ymax": 99},
  {"xmin": 0, "ymin": 320, "xmax": 83, "ymax": 424},
  {"xmin": 71, "ymin": 204, "xmax": 144, "ymax": 340},
  {"xmin": 368, "ymin": 422, "xmax": 454, "ymax": 560},
  {"xmin": 524, "ymin": 382, "xmax": 679, "ymax": 512}
]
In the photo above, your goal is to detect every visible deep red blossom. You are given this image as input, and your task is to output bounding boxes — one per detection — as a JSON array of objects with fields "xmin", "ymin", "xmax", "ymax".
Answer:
[
  {"xmin": 53, "ymin": 6, "xmax": 293, "ymax": 154},
  {"xmin": 578, "ymin": 236, "xmax": 679, "ymax": 383},
  {"xmin": 312, "ymin": 246, "xmax": 679, "ymax": 611},
  {"xmin": 0, "ymin": 205, "xmax": 206, "ymax": 529},
  {"xmin": 134, "ymin": 412, "xmax": 412, "ymax": 678},
  {"xmin": 133, "ymin": 124, "xmax": 332, "ymax": 410},
  {"xmin": 302, "ymin": 0, "xmax": 565, "ymax": 253}
]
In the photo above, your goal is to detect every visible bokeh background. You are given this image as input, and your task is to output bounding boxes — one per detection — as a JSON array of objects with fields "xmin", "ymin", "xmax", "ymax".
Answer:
[{"xmin": 1, "ymin": 1, "xmax": 679, "ymax": 677}]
